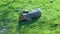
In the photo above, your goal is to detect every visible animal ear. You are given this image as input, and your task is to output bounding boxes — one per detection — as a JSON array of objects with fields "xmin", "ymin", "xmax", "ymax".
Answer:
[{"xmin": 34, "ymin": 8, "xmax": 42, "ymax": 11}]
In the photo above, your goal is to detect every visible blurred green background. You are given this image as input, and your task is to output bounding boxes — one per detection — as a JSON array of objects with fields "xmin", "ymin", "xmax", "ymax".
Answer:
[{"xmin": 0, "ymin": 0, "xmax": 60, "ymax": 34}]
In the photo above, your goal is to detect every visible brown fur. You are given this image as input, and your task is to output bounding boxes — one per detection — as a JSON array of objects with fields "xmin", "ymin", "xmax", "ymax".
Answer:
[{"xmin": 19, "ymin": 16, "xmax": 27, "ymax": 21}]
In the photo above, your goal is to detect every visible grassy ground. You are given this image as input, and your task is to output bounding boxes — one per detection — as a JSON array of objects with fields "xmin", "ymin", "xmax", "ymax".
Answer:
[{"xmin": 0, "ymin": 0, "xmax": 60, "ymax": 34}]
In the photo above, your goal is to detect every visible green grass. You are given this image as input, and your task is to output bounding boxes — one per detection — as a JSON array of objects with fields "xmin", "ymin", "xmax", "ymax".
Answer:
[{"xmin": 0, "ymin": 0, "xmax": 60, "ymax": 34}]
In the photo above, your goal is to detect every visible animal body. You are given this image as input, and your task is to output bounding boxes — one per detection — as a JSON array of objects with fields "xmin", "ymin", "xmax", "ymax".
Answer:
[{"xmin": 19, "ymin": 8, "xmax": 41, "ymax": 21}]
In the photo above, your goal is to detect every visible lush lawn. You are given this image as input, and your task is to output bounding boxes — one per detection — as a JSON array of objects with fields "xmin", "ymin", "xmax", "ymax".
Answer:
[{"xmin": 0, "ymin": 0, "xmax": 60, "ymax": 34}]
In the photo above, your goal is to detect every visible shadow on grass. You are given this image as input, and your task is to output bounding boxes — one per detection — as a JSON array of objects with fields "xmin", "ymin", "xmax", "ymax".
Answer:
[{"xmin": 17, "ymin": 17, "xmax": 40, "ymax": 34}]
